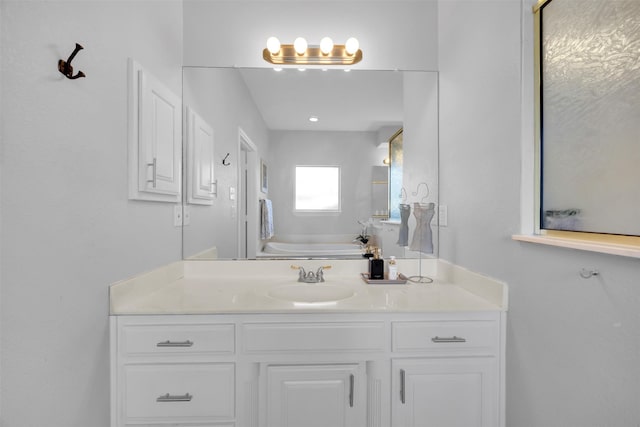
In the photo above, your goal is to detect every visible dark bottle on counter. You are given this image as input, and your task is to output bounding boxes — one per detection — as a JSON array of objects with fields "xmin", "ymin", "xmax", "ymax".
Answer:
[{"xmin": 369, "ymin": 248, "xmax": 384, "ymax": 280}]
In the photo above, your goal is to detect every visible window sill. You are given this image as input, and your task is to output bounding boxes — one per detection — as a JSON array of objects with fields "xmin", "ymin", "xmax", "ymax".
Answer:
[{"xmin": 512, "ymin": 233, "xmax": 640, "ymax": 259}]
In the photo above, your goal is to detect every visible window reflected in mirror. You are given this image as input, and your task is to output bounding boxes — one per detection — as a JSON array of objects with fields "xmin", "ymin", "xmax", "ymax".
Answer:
[{"xmin": 295, "ymin": 166, "xmax": 341, "ymax": 212}]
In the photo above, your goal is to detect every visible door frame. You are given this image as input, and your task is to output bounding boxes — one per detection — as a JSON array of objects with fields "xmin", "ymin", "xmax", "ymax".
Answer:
[{"xmin": 237, "ymin": 127, "xmax": 258, "ymax": 259}]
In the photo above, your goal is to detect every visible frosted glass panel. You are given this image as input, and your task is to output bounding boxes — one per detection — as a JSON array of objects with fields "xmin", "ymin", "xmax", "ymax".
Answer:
[{"xmin": 541, "ymin": 0, "xmax": 640, "ymax": 235}]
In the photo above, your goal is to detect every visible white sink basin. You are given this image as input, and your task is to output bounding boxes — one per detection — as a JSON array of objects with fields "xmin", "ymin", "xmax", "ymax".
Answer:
[{"xmin": 268, "ymin": 284, "xmax": 355, "ymax": 304}]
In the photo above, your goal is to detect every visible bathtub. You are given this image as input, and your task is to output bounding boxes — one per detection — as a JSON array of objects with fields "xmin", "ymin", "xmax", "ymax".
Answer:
[{"xmin": 261, "ymin": 241, "xmax": 364, "ymax": 258}]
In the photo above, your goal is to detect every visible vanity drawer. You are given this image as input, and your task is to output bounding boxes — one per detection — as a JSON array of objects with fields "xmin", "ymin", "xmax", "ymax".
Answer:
[
  {"xmin": 242, "ymin": 321, "xmax": 386, "ymax": 353},
  {"xmin": 123, "ymin": 363, "xmax": 235, "ymax": 424},
  {"xmin": 392, "ymin": 320, "xmax": 498, "ymax": 354},
  {"xmin": 122, "ymin": 323, "xmax": 235, "ymax": 356}
]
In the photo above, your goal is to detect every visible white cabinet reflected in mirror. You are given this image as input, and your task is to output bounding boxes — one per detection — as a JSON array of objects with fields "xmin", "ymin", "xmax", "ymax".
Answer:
[{"xmin": 182, "ymin": 67, "xmax": 438, "ymax": 260}]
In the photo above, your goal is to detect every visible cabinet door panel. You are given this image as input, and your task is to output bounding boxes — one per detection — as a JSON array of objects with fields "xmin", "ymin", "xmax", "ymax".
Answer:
[
  {"xmin": 139, "ymin": 71, "xmax": 181, "ymax": 196},
  {"xmin": 186, "ymin": 107, "xmax": 215, "ymax": 205},
  {"xmin": 392, "ymin": 358, "xmax": 497, "ymax": 427},
  {"xmin": 266, "ymin": 364, "xmax": 364, "ymax": 427}
]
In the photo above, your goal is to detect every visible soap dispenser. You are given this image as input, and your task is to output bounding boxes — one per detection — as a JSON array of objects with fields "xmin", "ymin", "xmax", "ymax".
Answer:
[
  {"xmin": 369, "ymin": 248, "xmax": 384, "ymax": 280},
  {"xmin": 388, "ymin": 256, "xmax": 398, "ymax": 280}
]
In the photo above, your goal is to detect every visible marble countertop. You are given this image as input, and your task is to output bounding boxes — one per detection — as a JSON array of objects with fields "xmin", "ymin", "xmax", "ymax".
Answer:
[{"xmin": 110, "ymin": 259, "xmax": 508, "ymax": 315}]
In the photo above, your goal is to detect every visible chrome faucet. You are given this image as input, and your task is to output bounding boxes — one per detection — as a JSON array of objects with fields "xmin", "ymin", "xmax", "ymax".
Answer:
[{"xmin": 291, "ymin": 265, "xmax": 332, "ymax": 283}]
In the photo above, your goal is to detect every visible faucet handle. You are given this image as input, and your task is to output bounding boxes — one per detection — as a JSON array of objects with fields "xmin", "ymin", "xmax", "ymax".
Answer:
[
  {"xmin": 291, "ymin": 265, "xmax": 307, "ymax": 282},
  {"xmin": 316, "ymin": 265, "xmax": 332, "ymax": 282}
]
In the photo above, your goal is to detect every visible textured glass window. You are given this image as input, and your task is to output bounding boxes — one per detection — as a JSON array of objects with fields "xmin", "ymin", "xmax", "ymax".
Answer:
[
  {"xmin": 540, "ymin": 0, "xmax": 640, "ymax": 236},
  {"xmin": 295, "ymin": 166, "xmax": 341, "ymax": 211}
]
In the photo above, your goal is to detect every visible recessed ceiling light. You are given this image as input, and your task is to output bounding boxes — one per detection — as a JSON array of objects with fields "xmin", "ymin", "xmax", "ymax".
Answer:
[{"xmin": 309, "ymin": 116, "xmax": 319, "ymax": 122}]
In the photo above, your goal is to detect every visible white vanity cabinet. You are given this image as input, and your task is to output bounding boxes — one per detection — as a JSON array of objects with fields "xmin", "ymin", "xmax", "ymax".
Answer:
[
  {"xmin": 111, "ymin": 312, "xmax": 504, "ymax": 427},
  {"xmin": 111, "ymin": 317, "xmax": 237, "ymax": 427},
  {"xmin": 390, "ymin": 316, "xmax": 502, "ymax": 427}
]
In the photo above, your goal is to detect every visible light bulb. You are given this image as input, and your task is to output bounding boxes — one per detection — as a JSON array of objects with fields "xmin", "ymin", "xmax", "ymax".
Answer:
[
  {"xmin": 320, "ymin": 37, "xmax": 334, "ymax": 55},
  {"xmin": 293, "ymin": 37, "xmax": 308, "ymax": 55},
  {"xmin": 266, "ymin": 36, "xmax": 281, "ymax": 55},
  {"xmin": 345, "ymin": 37, "xmax": 360, "ymax": 56}
]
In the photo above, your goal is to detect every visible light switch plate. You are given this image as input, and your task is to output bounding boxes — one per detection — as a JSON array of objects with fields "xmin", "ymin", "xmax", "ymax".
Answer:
[
  {"xmin": 174, "ymin": 205, "xmax": 183, "ymax": 227},
  {"xmin": 183, "ymin": 205, "xmax": 190, "ymax": 226},
  {"xmin": 438, "ymin": 205, "xmax": 448, "ymax": 227}
]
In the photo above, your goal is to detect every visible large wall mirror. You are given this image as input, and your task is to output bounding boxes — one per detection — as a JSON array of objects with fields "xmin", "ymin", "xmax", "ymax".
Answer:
[{"xmin": 182, "ymin": 67, "xmax": 438, "ymax": 260}]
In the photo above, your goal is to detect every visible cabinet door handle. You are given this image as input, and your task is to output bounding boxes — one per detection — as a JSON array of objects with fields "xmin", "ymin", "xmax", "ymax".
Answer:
[
  {"xmin": 431, "ymin": 336, "xmax": 466, "ymax": 343},
  {"xmin": 400, "ymin": 369, "xmax": 406, "ymax": 404},
  {"xmin": 349, "ymin": 374, "xmax": 354, "ymax": 408},
  {"xmin": 156, "ymin": 340, "xmax": 194, "ymax": 347},
  {"xmin": 147, "ymin": 157, "xmax": 157, "ymax": 188},
  {"xmin": 156, "ymin": 393, "xmax": 192, "ymax": 402}
]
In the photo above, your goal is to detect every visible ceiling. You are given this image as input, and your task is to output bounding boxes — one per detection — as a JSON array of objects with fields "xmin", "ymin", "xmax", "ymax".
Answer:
[{"xmin": 238, "ymin": 68, "xmax": 404, "ymax": 132}]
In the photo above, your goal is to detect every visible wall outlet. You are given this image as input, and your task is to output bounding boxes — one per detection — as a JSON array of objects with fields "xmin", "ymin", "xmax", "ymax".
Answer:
[
  {"xmin": 174, "ymin": 205, "xmax": 183, "ymax": 227},
  {"xmin": 438, "ymin": 205, "xmax": 448, "ymax": 227}
]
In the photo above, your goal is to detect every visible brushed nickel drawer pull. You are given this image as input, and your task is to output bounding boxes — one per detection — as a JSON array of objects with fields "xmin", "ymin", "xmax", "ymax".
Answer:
[
  {"xmin": 156, "ymin": 393, "xmax": 192, "ymax": 402},
  {"xmin": 432, "ymin": 336, "xmax": 466, "ymax": 343},
  {"xmin": 147, "ymin": 157, "xmax": 157, "ymax": 188},
  {"xmin": 156, "ymin": 340, "xmax": 194, "ymax": 347},
  {"xmin": 349, "ymin": 374, "xmax": 354, "ymax": 408},
  {"xmin": 400, "ymin": 369, "xmax": 406, "ymax": 404}
]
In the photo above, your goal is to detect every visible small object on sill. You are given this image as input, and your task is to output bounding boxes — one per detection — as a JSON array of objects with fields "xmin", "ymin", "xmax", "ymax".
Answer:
[{"xmin": 361, "ymin": 273, "xmax": 408, "ymax": 285}]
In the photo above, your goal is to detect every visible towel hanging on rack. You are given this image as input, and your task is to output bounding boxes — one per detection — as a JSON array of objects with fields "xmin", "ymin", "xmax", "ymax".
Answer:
[{"xmin": 260, "ymin": 199, "xmax": 274, "ymax": 240}]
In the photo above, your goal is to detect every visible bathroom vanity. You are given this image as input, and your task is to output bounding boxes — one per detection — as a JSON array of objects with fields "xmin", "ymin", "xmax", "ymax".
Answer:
[{"xmin": 110, "ymin": 260, "xmax": 507, "ymax": 427}]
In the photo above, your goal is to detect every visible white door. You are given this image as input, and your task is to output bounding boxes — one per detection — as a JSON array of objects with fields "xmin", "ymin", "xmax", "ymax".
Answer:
[
  {"xmin": 392, "ymin": 358, "xmax": 498, "ymax": 427},
  {"xmin": 265, "ymin": 364, "xmax": 365, "ymax": 427}
]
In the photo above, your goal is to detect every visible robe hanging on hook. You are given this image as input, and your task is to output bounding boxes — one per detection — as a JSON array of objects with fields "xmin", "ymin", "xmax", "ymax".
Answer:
[
  {"xmin": 58, "ymin": 43, "xmax": 86, "ymax": 80},
  {"xmin": 222, "ymin": 153, "xmax": 231, "ymax": 166}
]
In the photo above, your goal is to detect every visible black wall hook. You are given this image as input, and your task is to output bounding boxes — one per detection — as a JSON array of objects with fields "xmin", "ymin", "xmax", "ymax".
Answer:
[
  {"xmin": 58, "ymin": 43, "xmax": 86, "ymax": 79},
  {"xmin": 222, "ymin": 153, "xmax": 231, "ymax": 166}
]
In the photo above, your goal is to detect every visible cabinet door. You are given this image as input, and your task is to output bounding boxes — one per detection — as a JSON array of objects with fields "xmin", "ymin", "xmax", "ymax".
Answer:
[
  {"xmin": 138, "ymin": 69, "xmax": 181, "ymax": 197},
  {"xmin": 128, "ymin": 59, "xmax": 181, "ymax": 202},
  {"xmin": 392, "ymin": 358, "xmax": 498, "ymax": 427},
  {"xmin": 185, "ymin": 106, "xmax": 215, "ymax": 205},
  {"xmin": 265, "ymin": 364, "xmax": 365, "ymax": 427}
]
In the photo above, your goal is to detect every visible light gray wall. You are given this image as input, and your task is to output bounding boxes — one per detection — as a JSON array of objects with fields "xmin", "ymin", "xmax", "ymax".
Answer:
[
  {"xmin": 0, "ymin": 1, "xmax": 183, "ymax": 426},
  {"xmin": 438, "ymin": 1, "xmax": 640, "ymax": 426},
  {"xmin": 269, "ymin": 130, "xmax": 378, "ymax": 237},
  {"xmin": 182, "ymin": 67, "xmax": 269, "ymax": 259}
]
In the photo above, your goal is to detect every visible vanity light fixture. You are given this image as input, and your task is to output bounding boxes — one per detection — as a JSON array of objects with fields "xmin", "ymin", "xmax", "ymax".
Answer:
[{"xmin": 263, "ymin": 36, "xmax": 362, "ymax": 66}]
